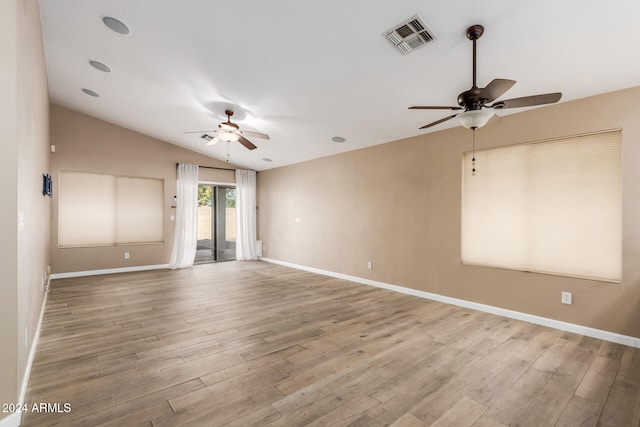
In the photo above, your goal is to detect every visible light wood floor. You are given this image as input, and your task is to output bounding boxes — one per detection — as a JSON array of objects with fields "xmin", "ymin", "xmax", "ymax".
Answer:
[{"xmin": 23, "ymin": 261, "xmax": 640, "ymax": 426}]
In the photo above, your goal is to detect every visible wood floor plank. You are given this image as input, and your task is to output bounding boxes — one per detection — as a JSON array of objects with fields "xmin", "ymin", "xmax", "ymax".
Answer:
[
  {"xmin": 430, "ymin": 396, "xmax": 487, "ymax": 427},
  {"xmin": 555, "ymin": 395, "xmax": 600, "ymax": 427},
  {"xmin": 156, "ymin": 385, "xmax": 283, "ymax": 427},
  {"xmin": 483, "ymin": 366, "xmax": 552, "ymax": 425},
  {"xmin": 597, "ymin": 380, "xmax": 640, "ymax": 427},
  {"xmin": 20, "ymin": 261, "xmax": 640, "ymax": 427},
  {"xmin": 531, "ymin": 336, "xmax": 574, "ymax": 373},
  {"xmin": 272, "ymin": 394, "xmax": 379, "ymax": 427},
  {"xmin": 551, "ymin": 342, "xmax": 596, "ymax": 389},
  {"xmin": 18, "ymin": 395, "xmax": 115, "ymax": 427},
  {"xmin": 114, "ymin": 376, "xmax": 205, "ymax": 408},
  {"xmin": 365, "ymin": 370, "xmax": 457, "ymax": 426},
  {"xmin": 270, "ymin": 358, "xmax": 375, "ymax": 416},
  {"xmin": 470, "ymin": 415, "xmax": 509, "ymax": 427},
  {"xmin": 574, "ymin": 355, "xmax": 618, "ymax": 403},
  {"xmin": 513, "ymin": 376, "xmax": 574, "ymax": 427},
  {"xmin": 388, "ymin": 413, "xmax": 429, "ymax": 427},
  {"xmin": 227, "ymin": 405, "xmax": 283, "ymax": 426},
  {"xmin": 277, "ymin": 349, "xmax": 373, "ymax": 395},
  {"xmin": 465, "ymin": 355, "xmax": 531, "ymax": 406},
  {"xmin": 348, "ymin": 414, "xmax": 384, "ymax": 427},
  {"xmin": 368, "ymin": 344, "xmax": 461, "ymax": 403},
  {"xmin": 75, "ymin": 400, "xmax": 174, "ymax": 427},
  {"xmin": 30, "ymin": 363, "xmax": 166, "ymax": 406},
  {"xmin": 617, "ymin": 344, "xmax": 640, "ymax": 385},
  {"xmin": 307, "ymin": 394, "xmax": 378, "ymax": 427}
]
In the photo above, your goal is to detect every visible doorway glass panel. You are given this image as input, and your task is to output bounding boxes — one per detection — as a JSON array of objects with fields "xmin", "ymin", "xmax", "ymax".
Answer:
[{"xmin": 196, "ymin": 184, "xmax": 236, "ymax": 263}]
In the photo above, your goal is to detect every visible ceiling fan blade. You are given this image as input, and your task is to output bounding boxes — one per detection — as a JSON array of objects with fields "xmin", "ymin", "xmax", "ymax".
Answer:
[
  {"xmin": 409, "ymin": 106, "xmax": 462, "ymax": 110},
  {"xmin": 205, "ymin": 137, "xmax": 220, "ymax": 146},
  {"xmin": 241, "ymin": 130, "xmax": 270, "ymax": 140},
  {"xmin": 184, "ymin": 130, "xmax": 218, "ymax": 134},
  {"xmin": 419, "ymin": 113, "xmax": 459, "ymax": 129},
  {"xmin": 238, "ymin": 135, "xmax": 257, "ymax": 150},
  {"xmin": 479, "ymin": 79, "xmax": 516, "ymax": 103},
  {"xmin": 491, "ymin": 92, "xmax": 562, "ymax": 109}
]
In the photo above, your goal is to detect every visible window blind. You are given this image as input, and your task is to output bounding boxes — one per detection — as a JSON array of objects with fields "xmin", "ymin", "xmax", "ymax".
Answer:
[
  {"xmin": 59, "ymin": 171, "xmax": 164, "ymax": 247},
  {"xmin": 461, "ymin": 130, "xmax": 622, "ymax": 282}
]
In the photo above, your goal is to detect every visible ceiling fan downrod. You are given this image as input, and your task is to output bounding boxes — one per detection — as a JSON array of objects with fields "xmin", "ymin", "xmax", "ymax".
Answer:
[{"xmin": 467, "ymin": 24, "xmax": 484, "ymax": 89}]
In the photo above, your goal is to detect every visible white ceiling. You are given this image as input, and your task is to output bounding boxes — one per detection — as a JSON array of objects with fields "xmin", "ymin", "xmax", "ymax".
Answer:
[{"xmin": 39, "ymin": 0, "xmax": 640, "ymax": 171}]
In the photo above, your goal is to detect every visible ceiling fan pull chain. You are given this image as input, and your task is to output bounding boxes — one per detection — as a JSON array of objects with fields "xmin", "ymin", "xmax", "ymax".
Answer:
[{"xmin": 472, "ymin": 128, "xmax": 476, "ymax": 176}]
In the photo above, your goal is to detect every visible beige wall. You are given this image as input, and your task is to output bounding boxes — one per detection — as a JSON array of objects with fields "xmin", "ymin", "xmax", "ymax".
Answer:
[
  {"xmin": 17, "ymin": 0, "xmax": 51, "ymax": 397},
  {"xmin": 0, "ymin": 0, "xmax": 50, "ymax": 422},
  {"xmin": 50, "ymin": 105, "xmax": 237, "ymax": 274},
  {"xmin": 0, "ymin": 0, "xmax": 19, "ymax": 417},
  {"xmin": 258, "ymin": 87, "xmax": 640, "ymax": 338}
]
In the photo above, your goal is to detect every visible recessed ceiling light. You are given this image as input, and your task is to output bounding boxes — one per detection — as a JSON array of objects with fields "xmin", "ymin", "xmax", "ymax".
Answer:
[
  {"xmin": 262, "ymin": 158, "xmax": 273, "ymax": 162},
  {"xmin": 331, "ymin": 136, "xmax": 346, "ymax": 143},
  {"xmin": 102, "ymin": 16, "xmax": 130, "ymax": 35},
  {"xmin": 89, "ymin": 60, "xmax": 111, "ymax": 73},
  {"xmin": 81, "ymin": 88, "xmax": 100, "ymax": 97}
]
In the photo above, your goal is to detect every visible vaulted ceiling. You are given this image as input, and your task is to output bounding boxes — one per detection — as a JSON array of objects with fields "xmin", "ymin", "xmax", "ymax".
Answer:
[{"xmin": 40, "ymin": 1, "xmax": 640, "ymax": 171}]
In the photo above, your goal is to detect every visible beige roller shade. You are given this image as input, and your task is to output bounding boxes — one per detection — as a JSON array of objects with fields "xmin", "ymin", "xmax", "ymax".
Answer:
[
  {"xmin": 59, "ymin": 171, "xmax": 164, "ymax": 247},
  {"xmin": 462, "ymin": 130, "xmax": 622, "ymax": 282}
]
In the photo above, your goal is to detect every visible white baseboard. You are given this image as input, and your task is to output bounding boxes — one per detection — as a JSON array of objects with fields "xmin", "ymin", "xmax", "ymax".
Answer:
[
  {"xmin": 18, "ymin": 288, "xmax": 48, "ymax": 406},
  {"xmin": 2, "ymin": 287, "xmax": 50, "ymax": 427},
  {"xmin": 260, "ymin": 257, "xmax": 640, "ymax": 349},
  {"xmin": 0, "ymin": 412, "xmax": 20, "ymax": 427},
  {"xmin": 50, "ymin": 264, "xmax": 170, "ymax": 280}
]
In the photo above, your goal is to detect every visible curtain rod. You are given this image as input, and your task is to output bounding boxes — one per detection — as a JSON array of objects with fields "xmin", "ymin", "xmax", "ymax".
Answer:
[
  {"xmin": 175, "ymin": 163, "xmax": 257, "ymax": 173},
  {"xmin": 175, "ymin": 163, "xmax": 234, "ymax": 172}
]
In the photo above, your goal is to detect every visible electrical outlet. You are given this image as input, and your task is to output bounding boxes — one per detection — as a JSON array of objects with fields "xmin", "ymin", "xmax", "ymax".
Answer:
[
  {"xmin": 561, "ymin": 291, "xmax": 572, "ymax": 305},
  {"xmin": 367, "ymin": 261, "xmax": 373, "ymax": 270},
  {"xmin": 124, "ymin": 252, "xmax": 130, "ymax": 259}
]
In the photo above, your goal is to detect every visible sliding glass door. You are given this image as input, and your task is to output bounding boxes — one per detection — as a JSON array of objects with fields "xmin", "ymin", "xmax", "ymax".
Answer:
[{"xmin": 196, "ymin": 184, "xmax": 236, "ymax": 263}]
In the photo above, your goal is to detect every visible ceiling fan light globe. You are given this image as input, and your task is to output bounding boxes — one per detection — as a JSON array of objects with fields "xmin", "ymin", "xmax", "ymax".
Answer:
[
  {"xmin": 219, "ymin": 131, "xmax": 240, "ymax": 142},
  {"xmin": 458, "ymin": 109, "xmax": 495, "ymax": 129}
]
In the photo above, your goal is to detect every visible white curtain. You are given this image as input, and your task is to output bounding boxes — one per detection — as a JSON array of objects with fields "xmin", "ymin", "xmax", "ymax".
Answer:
[
  {"xmin": 169, "ymin": 163, "xmax": 199, "ymax": 269},
  {"xmin": 235, "ymin": 169, "xmax": 258, "ymax": 260}
]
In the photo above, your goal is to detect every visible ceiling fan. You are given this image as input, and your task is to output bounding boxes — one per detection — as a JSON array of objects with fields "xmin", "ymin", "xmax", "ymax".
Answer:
[
  {"xmin": 185, "ymin": 109, "xmax": 270, "ymax": 150},
  {"xmin": 410, "ymin": 24, "xmax": 562, "ymax": 130}
]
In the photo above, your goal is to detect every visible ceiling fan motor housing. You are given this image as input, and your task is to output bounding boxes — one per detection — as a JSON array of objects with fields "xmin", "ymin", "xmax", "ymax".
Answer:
[
  {"xmin": 219, "ymin": 122, "xmax": 239, "ymax": 131},
  {"xmin": 458, "ymin": 87, "xmax": 485, "ymax": 110}
]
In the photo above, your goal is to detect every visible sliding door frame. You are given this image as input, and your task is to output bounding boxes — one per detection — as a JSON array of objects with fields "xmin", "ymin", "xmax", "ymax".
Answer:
[{"xmin": 196, "ymin": 181, "xmax": 236, "ymax": 264}]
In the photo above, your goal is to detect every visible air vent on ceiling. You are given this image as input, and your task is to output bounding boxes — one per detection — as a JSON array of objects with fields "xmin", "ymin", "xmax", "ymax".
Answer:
[{"xmin": 383, "ymin": 15, "xmax": 437, "ymax": 55}]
